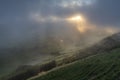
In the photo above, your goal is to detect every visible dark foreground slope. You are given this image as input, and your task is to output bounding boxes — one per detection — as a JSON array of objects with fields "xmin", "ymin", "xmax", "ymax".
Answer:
[{"xmin": 31, "ymin": 48, "xmax": 120, "ymax": 80}]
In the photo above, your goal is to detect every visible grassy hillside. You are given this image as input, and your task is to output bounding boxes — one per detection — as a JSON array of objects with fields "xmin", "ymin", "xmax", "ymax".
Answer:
[
  {"xmin": 30, "ymin": 48, "xmax": 120, "ymax": 80},
  {"xmin": 2, "ymin": 33, "xmax": 120, "ymax": 80}
]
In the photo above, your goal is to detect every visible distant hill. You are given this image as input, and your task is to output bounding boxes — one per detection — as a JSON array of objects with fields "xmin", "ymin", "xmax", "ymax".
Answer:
[{"xmin": 75, "ymin": 32, "xmax": 120, "ymax": 59}]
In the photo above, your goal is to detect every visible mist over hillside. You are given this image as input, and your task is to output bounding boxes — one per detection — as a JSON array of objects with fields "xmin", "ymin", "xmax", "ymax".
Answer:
[
  {"xmin": 0, "ymin": 17, "xmax": 118, "ymax": 77},
  {"xmin": 2, "ymin": 32, "xmax": 120, "ymax": 80},
  {"xmin": 0, "ymin": 23, "xmax": 116, "ymax": 77},
  {"xmin": 1, "ymin": 0, "xmax": 120, "ymax": 79}
]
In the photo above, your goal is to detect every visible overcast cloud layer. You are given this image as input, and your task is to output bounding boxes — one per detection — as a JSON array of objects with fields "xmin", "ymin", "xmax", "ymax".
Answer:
[{"xmin": 0, "ymin": 0, "xmax": 120, "ymax": 48}]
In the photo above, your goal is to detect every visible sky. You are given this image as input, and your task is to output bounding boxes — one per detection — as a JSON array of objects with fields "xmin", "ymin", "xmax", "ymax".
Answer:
[{"xmin": 0, "ymin": 0, "xmax": 120, "ymax": 48}]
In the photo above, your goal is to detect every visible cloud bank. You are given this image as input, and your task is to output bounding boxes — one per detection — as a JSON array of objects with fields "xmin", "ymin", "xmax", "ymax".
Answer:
[{"xmin": 0, "ymin": 0, "xmax": 120, "ymax": 48}]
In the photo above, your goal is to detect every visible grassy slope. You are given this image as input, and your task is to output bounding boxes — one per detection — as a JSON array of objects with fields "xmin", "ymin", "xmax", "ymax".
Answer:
[{"xmin": 31, "ymin": 48, "xmax": 120, "ymax": 80}]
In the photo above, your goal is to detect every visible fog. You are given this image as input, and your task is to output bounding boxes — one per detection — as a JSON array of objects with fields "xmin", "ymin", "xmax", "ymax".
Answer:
[
  {"xmin": 0, "ymin": 0, "xmax": 120, "ymax": 77},
  {"xmin": 0, "ymin": 19, "xmax": 118, "ymax": 77}
]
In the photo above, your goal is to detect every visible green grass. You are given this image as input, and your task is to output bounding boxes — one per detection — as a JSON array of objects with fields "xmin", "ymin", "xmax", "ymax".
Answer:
[{"xmin": 30, "ymin": 48, "xmax": 120, "ymax": 80}]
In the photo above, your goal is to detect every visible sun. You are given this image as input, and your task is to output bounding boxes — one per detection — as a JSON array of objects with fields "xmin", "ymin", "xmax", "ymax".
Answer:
[
  {"xmin": 67, "ymin": 15, "xmax": 83, "ymax": 22},
  {"xmin": 70, "ymin": 16, "xmax": 82, "ymax": 21}
]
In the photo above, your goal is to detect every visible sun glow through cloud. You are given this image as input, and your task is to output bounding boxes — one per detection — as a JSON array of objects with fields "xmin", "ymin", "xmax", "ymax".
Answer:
[
  {"xmin": 67, "ymin": 15, "xmax": 87, "ymax": 33},
  {"xmin": 68, "ymin": 16, "xmax": 83, "ymax": 21}
]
